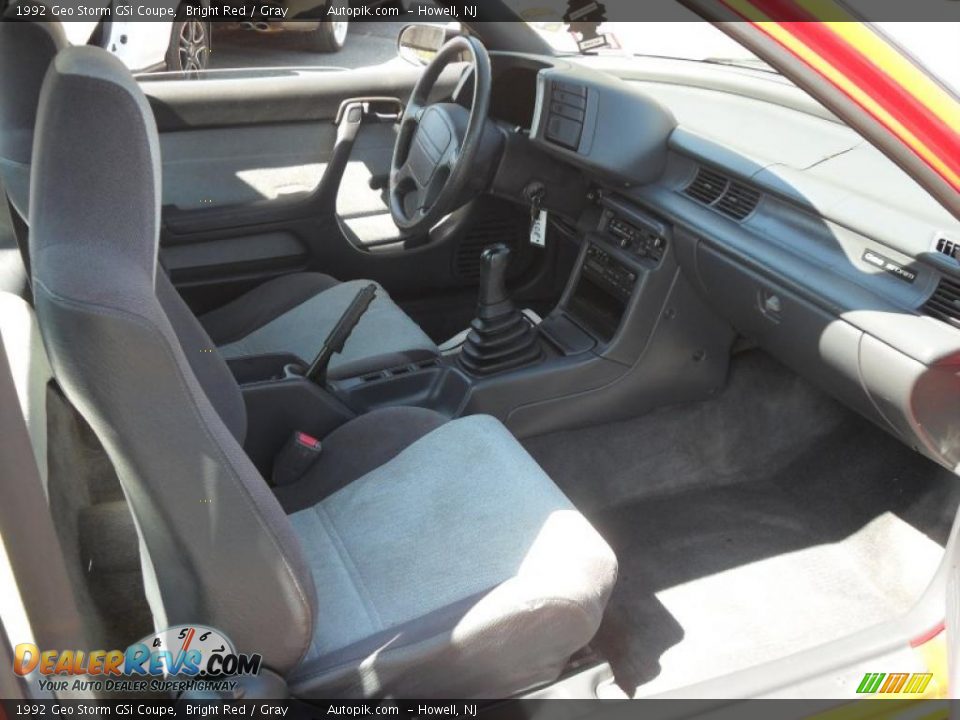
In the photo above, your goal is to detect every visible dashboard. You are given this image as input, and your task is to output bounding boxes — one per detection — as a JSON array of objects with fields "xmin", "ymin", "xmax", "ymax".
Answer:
[
  {"xmin": 478, "ymin": 49, "xmax": 960, "ymax": 475},
  {"xmin": 465, "ymin": 54, "xmax": 675, "ymax": 185}
]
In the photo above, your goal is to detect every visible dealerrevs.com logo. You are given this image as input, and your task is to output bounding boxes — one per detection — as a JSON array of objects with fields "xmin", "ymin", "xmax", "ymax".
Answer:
[{"xmin": 13, "ymin": 625, "xmax": 262, "ymax": 694}]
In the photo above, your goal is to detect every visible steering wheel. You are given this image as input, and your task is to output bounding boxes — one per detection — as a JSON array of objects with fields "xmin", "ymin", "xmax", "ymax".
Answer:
[{"xmin": 389, "ymin": 36, "xmax": 492, "ymax": 235}]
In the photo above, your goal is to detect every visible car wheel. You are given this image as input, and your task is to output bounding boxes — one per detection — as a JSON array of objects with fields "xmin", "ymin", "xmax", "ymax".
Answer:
[
  {"xmin": 166, "ymin": 20, "xmax": 211, "ymax": 73},
  {"xmin": 302, "ymin": 1, "xmax": 349, "ymax": 53}
]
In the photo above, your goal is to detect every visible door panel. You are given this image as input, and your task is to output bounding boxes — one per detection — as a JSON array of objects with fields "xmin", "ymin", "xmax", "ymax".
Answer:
[
  {"xmin": 144, "ymin": 65, "xmax": 447, "ymax": 131},
  {"xmin": 161, "ymin": 232, "xmax": 308, "ymax": 283},
  {"xmin": 160, "ymin": 122, "xmax": 335, "ymax": 211},
  {"xmin": 145, "ymin": 62, "xmax": 547, "ymax": 338}
]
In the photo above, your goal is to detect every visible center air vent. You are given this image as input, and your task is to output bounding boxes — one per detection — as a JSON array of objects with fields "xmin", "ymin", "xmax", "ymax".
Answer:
[
  {"xmin": 684, "ymin": 165, "xmax": 761, "ymax": 222},
  {"xmin": 715, "ymin": 182, "xmax": 761, "ymax": 220},
  {"xmin": 923, "ymin": 276, "xmax": 960, "ymax": 329},
  {"xmin": 684, "ymin": 166, "xmax": 727, "ymax": 205}
]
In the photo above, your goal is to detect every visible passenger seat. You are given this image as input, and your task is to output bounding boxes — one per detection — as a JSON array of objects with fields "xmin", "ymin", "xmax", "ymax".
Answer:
[{"xmin": 28, "ymin": 46, "xmax": 618, "ymax": 698}]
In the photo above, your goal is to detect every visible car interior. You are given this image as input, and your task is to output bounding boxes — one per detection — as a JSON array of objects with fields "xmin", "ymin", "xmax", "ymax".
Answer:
[{"xmin": 2, "ymin": 10, "xmax": 960, "ymax": 702}]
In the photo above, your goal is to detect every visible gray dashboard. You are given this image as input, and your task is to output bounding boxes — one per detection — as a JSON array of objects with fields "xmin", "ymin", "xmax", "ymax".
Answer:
[
  {"xmin": 481, "ymin": 54, "xmax": 675, "ymax": 185},
  {"xmin": 487, "ymin": 50, "xmax": 960, "ymax": 474},
  {"xmin": 527, "ymin": 64, "xmax": 675, "ymax": 186}
]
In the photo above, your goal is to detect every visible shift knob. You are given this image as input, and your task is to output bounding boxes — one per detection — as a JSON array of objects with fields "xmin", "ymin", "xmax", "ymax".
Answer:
[
  {"xmin": 458, "ymin": 242, "xmax": 542, "ymax": 375},
  {"xmin": 478, "ymin": 244, "xmax": 511, "ymax": 308}
]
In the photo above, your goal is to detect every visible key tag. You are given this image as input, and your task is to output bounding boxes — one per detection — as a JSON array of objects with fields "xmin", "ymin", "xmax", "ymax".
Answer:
[{"xmin": 529, "ymin": 191, "xmax": 547, "ymax": 248}]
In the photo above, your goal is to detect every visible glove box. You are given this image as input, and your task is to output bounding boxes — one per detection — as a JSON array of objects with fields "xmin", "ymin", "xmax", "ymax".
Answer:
[{"xmin": 693, "ymin": 242, "xmax": 895, "ymax": 440}]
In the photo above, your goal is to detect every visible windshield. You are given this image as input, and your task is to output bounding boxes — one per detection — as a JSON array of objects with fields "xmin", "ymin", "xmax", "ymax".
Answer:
[
  {"xmin": 510, "ymin": 5, "xmax": 960, "ymax": 93},
  {"xmin": 527, "ymin": 20, "xmax": 773, "ymax": 72},
  {"xmin": 503, "ymin": 0, "xmax": 770, "ymax": 71}
]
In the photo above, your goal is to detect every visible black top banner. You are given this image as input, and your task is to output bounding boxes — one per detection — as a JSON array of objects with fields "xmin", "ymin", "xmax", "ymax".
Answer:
[{"xmin": 3, "ymin": 0, "xmax": 960, "ymax": 23}]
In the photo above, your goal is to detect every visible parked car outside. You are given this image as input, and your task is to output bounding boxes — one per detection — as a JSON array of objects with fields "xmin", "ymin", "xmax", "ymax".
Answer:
[{"xmin": 59, "ymin": 0, "xmax": 351, "ymax": 74}]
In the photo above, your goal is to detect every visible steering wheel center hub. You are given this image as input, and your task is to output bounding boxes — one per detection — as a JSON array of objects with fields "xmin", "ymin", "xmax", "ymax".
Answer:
[{"xmin": 407, "ymin": 106, "xmax": 454, "ymax": 187}]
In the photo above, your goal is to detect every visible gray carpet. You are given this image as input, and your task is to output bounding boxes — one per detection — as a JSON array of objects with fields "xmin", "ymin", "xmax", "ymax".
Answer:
[{"xmin": 523, "ymin": 352, "xmax": 960, "ymax": 697}]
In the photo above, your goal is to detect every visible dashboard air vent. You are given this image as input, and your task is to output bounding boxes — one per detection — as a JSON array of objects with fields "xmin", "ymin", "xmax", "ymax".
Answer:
[
  {"xmin": 923, "ymin": 276, "xmax": 960, "ymax": 329},
  {"xmin": 684, "ymin": 166, "xmax": 727, "ymax": 205},
  {"xmin": 715, "ymin": 182, "xmax": 761, "ymax": 221},
  {"xmin": 935, "ymin": 236, "xmax": 960, "ymax": 261}
]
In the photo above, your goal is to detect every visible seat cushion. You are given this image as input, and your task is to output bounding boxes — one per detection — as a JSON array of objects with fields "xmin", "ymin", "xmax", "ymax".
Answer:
[
  {"xmin": 274, "ymin": 406, "xmax": 449, "ymax": 513},
  {"xmin": 202, "ymin": 273, "xmax": 439, "ymax": 380},
  {"xmin": 286, "ymin": 414, "xmax": 618, "ymax": 699}
]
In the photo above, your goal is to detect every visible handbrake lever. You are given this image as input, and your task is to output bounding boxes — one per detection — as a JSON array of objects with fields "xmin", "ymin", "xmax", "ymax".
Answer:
[{"xmin": 305, "ymin": 283, "xmax": 378, "ymax": 385}]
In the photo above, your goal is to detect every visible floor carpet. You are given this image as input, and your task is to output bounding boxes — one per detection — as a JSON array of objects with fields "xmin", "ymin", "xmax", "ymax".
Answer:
[{"xmin": 523, "ymin": 352, "xmax": 960, "ymax": 696}]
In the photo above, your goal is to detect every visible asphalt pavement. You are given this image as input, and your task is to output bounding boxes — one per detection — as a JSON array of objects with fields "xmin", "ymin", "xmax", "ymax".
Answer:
[{"xmin": 209, "ymin": 21, "xmax": 419, "ymax": 71}]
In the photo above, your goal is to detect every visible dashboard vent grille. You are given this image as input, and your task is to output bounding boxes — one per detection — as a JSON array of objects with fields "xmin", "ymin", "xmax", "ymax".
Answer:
[
  {"xmin": 935, "ymin": 236, "xmax": 960, "ymax": 261},
  {"xmin": 684, "ymin": 167, "xmax": 727, "ymax": 205},
  {"xmin": 715, "ymin": 182, "xmax": 761, "ymax": 221},
  {"xmin": 923, "ymin": 276, "xmax": 960, "ymax": 329},
  {"xmin": 684, "ymin": 166, "xmax": 762, "ymax": 221}
]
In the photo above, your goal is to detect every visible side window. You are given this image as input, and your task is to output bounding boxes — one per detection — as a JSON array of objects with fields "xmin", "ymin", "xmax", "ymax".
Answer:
[{"xmin": 67, "ymin": 5, "xmax": 428, "ymax": 79}]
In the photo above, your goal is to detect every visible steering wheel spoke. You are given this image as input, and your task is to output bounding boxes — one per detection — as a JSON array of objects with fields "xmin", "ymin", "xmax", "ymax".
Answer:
[
  {"xmin": 391, "ymin": 158, "xmax": 417, "ymax": 190},
  {"xmin": 440, "ymin": 144, "xmax": 460, "ymax": 172},
  {"xmin": 404, "ymin": 98, "xmax": 425, "ymax": 123}
]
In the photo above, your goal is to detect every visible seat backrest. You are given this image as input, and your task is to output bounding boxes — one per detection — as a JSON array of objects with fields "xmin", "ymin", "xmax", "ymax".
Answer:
[
  {"xmin": 0, "ymin": 19, "xmax": 247, "ymax": 439},
  {"xmin": 29, "ymin": 46, "xmax": 316, "ymax": 675},
  {"xmin": 0, "ymin": 20, "xmax": 66, "ymax": 219}
]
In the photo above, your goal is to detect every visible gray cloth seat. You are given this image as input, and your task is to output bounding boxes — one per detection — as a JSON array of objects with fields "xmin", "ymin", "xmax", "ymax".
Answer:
[
  {"xmin": 0, "ymin": 20, "xmax": 439, "ymax": 382},
  {"xmin": 29, "ymin": 46, "xmax": 618, "ymax": 698},
  {"xmin": 280, "ymin": 408, "xmax": 616, "ymax": 697},
  {"xmin": 200, "ymin": 272, "xmax": 439, "ymax": 381}
]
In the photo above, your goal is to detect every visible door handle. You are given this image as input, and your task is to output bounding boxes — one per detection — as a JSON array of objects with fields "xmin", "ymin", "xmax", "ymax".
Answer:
[{"xmin": 334, "ymin": 97, "xmax": 404, "ymax": 126}]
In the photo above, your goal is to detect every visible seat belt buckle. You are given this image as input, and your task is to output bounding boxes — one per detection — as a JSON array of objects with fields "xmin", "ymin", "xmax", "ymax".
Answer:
[{"xmin": 272, "ymin": 432, "xmax": 323, "ymax": 486}]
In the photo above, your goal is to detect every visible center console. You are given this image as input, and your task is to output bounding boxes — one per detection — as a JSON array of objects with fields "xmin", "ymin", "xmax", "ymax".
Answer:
[
  {"xmin": 548, "ymin": 194, "xmax": 668, "ymax": 349},
  {"xmin": 233, "ymin": 188, "xmax": 734, "ymax": 456}
]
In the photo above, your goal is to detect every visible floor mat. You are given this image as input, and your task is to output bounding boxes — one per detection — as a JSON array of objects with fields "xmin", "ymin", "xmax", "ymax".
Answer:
[{"xmin": 523, "ymin": 352, "xmax": 960, "ymax": 696}]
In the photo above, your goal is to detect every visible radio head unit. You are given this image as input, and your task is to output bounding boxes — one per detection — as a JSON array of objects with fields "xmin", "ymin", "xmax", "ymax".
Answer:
[
  {"xmin": 597, "ymin": 192, "xmax": 669, "ymax": 265},
  {"xmin": 606, "ymin": 214, "xmax": 666, "ymax": 262}
]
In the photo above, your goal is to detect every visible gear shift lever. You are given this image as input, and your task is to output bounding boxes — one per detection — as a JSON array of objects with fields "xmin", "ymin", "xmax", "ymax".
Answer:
[
  {"xmin": 458, "ymin": 244, "xmax": 542, "ymax": 375},
  {"xmin": 478, "ymin": 244, "xmax": 512, "ymax": 309}
]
